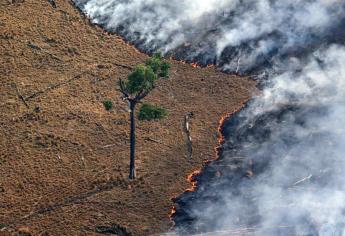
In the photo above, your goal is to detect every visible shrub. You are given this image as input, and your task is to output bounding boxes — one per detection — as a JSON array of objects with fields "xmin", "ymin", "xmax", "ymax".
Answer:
[
  {"xmin": 103, "ymin": 100, "xmax": 113, "ymax": 111},
  {"xmin": 146, "ymin": 52, "xmax": 170, "ymax": 78},
  {"xmin": 138, "ymin": 103, "xmax": 167, "ymax": 121},
  {"xmin": 159, "ymin": 61, "xmax": 170, "ymax": 78}
]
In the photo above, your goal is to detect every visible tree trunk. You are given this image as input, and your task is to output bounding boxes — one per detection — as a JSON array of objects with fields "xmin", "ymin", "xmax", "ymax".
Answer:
[
  {"xmin": 184, "ymin": 113, "xmax": 193, "ymax": 158},
  {"xmin": 129, "ymin": 101, "xmax": 136, "ymax": 179}
]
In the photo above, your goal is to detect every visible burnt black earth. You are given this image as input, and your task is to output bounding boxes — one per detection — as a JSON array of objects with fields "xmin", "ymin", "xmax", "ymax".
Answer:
[{"xmin": 73, "ymin": 1, "xmax": 345, "ymax": 235}]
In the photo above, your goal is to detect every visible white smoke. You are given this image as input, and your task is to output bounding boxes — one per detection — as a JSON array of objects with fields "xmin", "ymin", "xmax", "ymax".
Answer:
[
  {"xmin": 230, "ymin": 45, "xmax": 345, "ymax": 235},
  {"xmin": 74, "ymin": 0, "xmax": 344, "ymax": 72},
  {"xmin": 176, "ymin": 45, "xmax": 345, "ymax": 235},
  {"xmin": 74, "ymin": 0, "xmax": 236, "ymax": 51},
  {"xmin": 72, "ymin": 0, "xmax": 345, "ymax": 235}
]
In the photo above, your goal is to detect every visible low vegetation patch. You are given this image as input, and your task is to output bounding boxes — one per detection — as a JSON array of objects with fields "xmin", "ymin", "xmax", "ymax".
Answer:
[
  {"xmin": 103, "ymin": 100, "xmax": 113, "ymax": 111},
  {"xmin": 138, "ymin": 103, "xmax": 168, "ymax": 121}
]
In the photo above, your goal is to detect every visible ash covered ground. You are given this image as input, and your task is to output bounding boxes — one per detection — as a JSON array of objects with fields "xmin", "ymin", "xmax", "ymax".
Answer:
[{"xmin": 74, "ymin": 1, "xmax": 345, "ymax": 235}]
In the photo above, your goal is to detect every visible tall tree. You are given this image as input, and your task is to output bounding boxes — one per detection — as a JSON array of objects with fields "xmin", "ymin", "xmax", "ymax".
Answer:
[{"xmin": 118, "ymin": 54, "xmax": 170, "ymax": 179}]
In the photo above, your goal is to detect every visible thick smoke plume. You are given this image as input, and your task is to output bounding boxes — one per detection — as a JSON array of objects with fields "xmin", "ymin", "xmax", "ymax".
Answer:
[
  {"xmin": 173, "ymin": 45, "xmax": 345, "ymax": 236},
  {"xmin": 74, "ymin": 0, "xmax": 344, "ymax": 74},
  {"xmin": 73, "ymin": 0, "xmax": 345, "ymax": 235}
]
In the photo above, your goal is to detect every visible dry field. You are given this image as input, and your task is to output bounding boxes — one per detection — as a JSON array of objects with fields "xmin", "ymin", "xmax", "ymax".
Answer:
[{"xmin": 0, "ymin": 0, "xmax": 256, "ymax": 235}]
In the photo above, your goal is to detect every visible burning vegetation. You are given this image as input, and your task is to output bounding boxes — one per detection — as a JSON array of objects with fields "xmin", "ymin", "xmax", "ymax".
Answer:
[
  {"xmin": 0, "ymin": 1, "xmax": 257, "ymax": 236},
  {"xmin": 68, "ymin": 0, "xmax": 341, "ymax": 234},
  {"xmin": 4, "ymin": 0, "xmax": 345, "ymax": 235}
]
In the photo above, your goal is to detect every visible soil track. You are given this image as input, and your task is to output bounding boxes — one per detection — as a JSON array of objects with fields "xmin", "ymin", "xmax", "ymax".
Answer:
[{"xmin": 0, "ymin": 0, "xmax": 256, "ymax": 235}]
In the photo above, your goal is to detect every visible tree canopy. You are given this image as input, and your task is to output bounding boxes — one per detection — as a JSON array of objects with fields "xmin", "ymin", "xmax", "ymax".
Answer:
[
  {"xmin": 145, "ymin": 53, "xmax": 170, "ymax": 78},
  {"xmin": 119, "ymin": 53, "xmax": 170, "ymax": 102}
]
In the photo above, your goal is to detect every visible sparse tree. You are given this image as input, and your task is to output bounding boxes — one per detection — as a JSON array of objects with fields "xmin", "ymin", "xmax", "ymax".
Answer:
[{"xmin": 118, "ymin": 53, "xmax": 170, "ymax": 179}]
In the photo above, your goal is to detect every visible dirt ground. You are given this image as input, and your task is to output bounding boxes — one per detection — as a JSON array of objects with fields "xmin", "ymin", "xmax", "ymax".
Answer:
[{"xmin": 0, "ymin": 0, "xmax": 256, "ymax": 235}]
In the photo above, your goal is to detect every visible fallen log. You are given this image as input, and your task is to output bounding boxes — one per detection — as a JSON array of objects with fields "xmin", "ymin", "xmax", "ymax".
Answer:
[
  {"xmin": 183, "ymin": 112, "xmax": 194, "ymax": 158},
  {"xmin": 24, "ymin": 73, "xmax": 84, "ymax": 101},
  {"xmin": 12, "ymin": 83, "xmax": 29, "ymax": 108},
  {"xmin": 144, "ymin": 137, "xmax": 172, "ymax": 148}
]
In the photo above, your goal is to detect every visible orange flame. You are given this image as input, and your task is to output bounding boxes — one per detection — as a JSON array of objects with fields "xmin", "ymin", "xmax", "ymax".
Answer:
[
  {"xmin": 182, "ymin": 100, "xmax": 250, "ymax": 195},
  {"xmin": 168, "ymin": 82, "xmax": 251, "ymax": 222},
  {"xmin": 185, "ymin": 169, "xmax": 201, "ymax": 192},
  {"xmin": 191, "ymin": 62, "xmax": 198, "ymax": 68},
  {"xmin": 215, "ymin": 99, "xmax": 251, "ymax": 158},
  {"xmin": 169, "ymin": 206, "xmax": 177, "ymax": 218}
]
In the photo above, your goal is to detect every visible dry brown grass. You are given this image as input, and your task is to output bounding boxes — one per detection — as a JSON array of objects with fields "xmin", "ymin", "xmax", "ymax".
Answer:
[{"xmin": 0, "ymin": 0, "xmax": 256, "ymax": 235}]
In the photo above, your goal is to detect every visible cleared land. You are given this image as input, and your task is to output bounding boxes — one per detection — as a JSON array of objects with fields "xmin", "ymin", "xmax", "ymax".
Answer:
[{"xmin": 0, "ymin": 0, "xmax": 256, "ymax": 235}]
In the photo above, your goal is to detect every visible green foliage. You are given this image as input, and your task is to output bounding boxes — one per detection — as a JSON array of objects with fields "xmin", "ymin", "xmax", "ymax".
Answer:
[
  {"xmin": 103, "ymin": 100, "xmax": 113, "ymax": 111},
  {"xmin": 125, "ymin": 65, "xmax": 157, "ymax": 95},
  {"xmin": 118, "ymin": 53, "xmax": 170, "ymax": 104},
  {"xmin": 159, "ymin": 61, "xmax": 170, "ymax": 78},
  {"xmin": 146, "ymin": 53, "xmax": 162, "ymax": 74},
  {"xmin": 138, "ymin": 103, "xmax": 168, "ymax": 121},
  {"xmin": 146, "ymin": 53, "xmax": 170, "ymax": 78}
]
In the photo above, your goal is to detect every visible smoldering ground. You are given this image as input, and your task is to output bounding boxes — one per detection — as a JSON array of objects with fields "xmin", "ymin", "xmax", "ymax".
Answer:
[
  {"xmin": 73, "ymin": 0, "xmax": 344, "ymax": 73},
  {"xmin": 73, "ymin": 0, "xmax": 345, "ymax": 235},
  {"xmin": 173, "ymin": 45, "xmax": 345, "ymax": 235}
]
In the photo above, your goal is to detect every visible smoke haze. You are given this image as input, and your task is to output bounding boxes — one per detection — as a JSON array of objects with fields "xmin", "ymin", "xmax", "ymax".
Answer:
[
  {"xmin": 173, "ymin": 45, "xmax": 345, "ymax": 235},
  {"xmin": 74, "ymin": 0, "xmax": 344, "ymax": 73},
  {"xmin": 73, "ymin": 0, "xmax": 345, "ymax": 235}
]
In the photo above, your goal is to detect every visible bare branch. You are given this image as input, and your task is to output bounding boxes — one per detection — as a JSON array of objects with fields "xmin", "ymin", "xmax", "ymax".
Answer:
[
  {"xmin": 12, "ymin": 83, "xmax": 29, "ymax": 108},
  {"xmin": 135, "ymin": 85, "xmax": 154, "ymax": 101},
  {"xmin": 118, "ymin": 79, "xmax": 129, "ymax": 99},
  {"xmin": 135, "ymin": 90, "xmax": 148, "ymax": 101}
]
